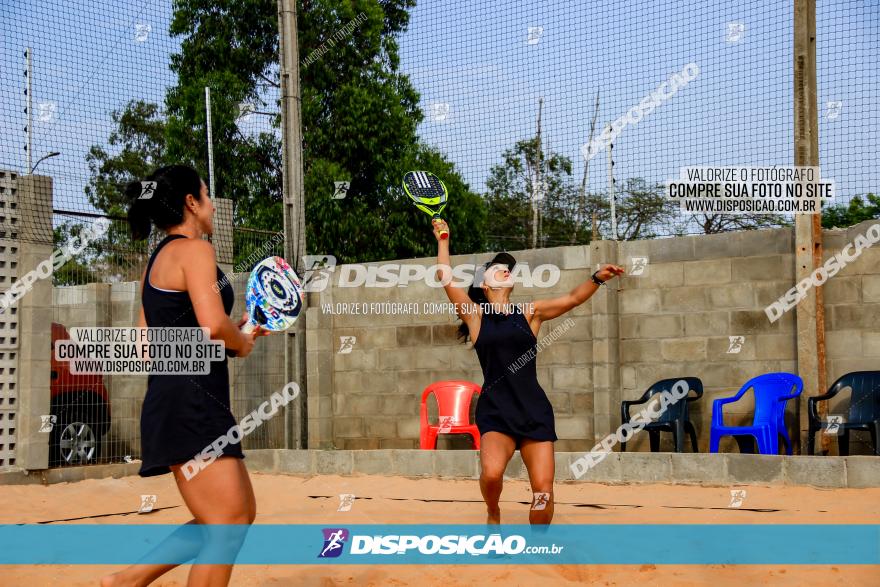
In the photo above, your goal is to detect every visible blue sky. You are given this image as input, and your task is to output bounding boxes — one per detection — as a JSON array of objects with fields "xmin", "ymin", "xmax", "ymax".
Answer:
[{"xmin": 1, "ymin": 0, "xmax": 877, "ymax": 229}]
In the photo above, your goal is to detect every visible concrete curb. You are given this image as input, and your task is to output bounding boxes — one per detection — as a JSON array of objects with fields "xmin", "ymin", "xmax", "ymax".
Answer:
[{"xmin": 2, "ymin": 451, "xmax": 877, "ymax": 488}]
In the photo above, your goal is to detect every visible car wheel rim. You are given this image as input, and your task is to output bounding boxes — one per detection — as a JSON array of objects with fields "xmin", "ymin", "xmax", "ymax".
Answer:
[{"xmin": 59, "ymin": 421, "xmax": 96, "ymax": 464}]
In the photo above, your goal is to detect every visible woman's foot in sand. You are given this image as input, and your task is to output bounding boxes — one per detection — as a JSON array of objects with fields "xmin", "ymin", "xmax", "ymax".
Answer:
[{"xmin": 487, "ymin": 507, "xmax": 501, "ymax": 524}]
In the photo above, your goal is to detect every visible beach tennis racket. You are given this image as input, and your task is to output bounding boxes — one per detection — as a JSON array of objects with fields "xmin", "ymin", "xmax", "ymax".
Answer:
[
  {"xmin": 242, "ymin": 256, "xmax": 303, "ymax": 334},
  {"xmin": 402, "ymin": 171, "xmax": 449, "ymax": 239}
]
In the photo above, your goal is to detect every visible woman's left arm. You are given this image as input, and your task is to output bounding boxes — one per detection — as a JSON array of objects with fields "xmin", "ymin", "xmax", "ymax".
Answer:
[{"xmin": 530, "ymin": 264, "xmax": 625, "ymax": 323}]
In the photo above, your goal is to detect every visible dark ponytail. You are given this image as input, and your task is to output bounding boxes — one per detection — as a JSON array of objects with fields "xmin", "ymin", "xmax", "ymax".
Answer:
[{"xmin": 125, "ymin": 165, "xmax": 203, "ymax": 240}]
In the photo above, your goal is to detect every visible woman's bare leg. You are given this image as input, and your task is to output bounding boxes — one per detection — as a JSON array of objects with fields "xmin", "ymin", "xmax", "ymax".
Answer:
[
  {"xmin": 520, "ymin": 439, "xmax": 555, "ymax": 525},
  {"xmin": 479, "ymin": 432, "xmax": 516, "ymax": 524},
  {"xmin": 100, "ymin": 457, "xmax": 256, "ymax": 587}
]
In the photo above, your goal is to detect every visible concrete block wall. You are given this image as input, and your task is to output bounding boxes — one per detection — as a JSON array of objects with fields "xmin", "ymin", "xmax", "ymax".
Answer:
[
  {"xmin": 0, "ymin": 170, "xmax": 22, "ymax": 468},
  {"xmin": 616, "ymin": 228, "xmax": 799, "ymax": 453},
  {"xmin": 821, "ymin": 221, "xmax": 880, "ymax": 454},
  {"xmin": 310, "ymin": 221, "xmax": 878, "ymax": 456},
  {"xmin": 307, "ymin": 246, "xmax": 598, "ymax": 451}
]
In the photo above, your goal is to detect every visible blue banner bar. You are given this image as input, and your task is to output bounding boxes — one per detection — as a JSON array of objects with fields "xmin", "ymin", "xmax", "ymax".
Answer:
[{"xmin": 0, "ymin": 524, "xmax": 877, "ymax": 565}]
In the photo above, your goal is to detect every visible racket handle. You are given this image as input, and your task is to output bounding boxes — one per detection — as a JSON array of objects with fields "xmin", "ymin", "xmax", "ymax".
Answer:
[
  {"xmin": 433, "ymin": 218, "xmax": 449, "ymax": 239},
  {"xmin": 242, "ymin": 321, "xmax": 256, "ymax": 335}
]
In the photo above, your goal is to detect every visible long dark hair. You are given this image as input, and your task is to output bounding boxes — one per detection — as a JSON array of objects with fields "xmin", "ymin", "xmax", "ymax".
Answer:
[{"xmin": 124, "ymin": 165, "xmax": 203, "ymax": 240}]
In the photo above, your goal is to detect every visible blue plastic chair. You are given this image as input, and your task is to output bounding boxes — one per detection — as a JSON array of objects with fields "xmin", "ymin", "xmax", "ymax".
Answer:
[{"xmin": 709, "ymin": 373, "xmax": 803, "ymax": 455}]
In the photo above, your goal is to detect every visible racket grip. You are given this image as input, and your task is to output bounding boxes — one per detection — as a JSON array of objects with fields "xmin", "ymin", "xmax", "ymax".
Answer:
[
  {"xmin": 433, "ymin": 218, "xmax": 449, "ymax": 239},
  {"xmin": 242, "ymin": 322, "xmax": 256, "ymax": 335}
]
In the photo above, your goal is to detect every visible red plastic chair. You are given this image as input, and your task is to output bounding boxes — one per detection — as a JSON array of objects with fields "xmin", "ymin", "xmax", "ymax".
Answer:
[{"xmin": 419, "ymin": 380, "xmax": 482, "ymax": 450}]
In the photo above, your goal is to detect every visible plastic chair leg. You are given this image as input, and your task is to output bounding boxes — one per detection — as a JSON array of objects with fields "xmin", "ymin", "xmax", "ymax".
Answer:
[
  {"xmin": 755, "ymin": 432, "xmax": 771, "ymax": 455},
  {"xmin": 839, "ymin": 429, "xmax": 850, "ymax": 456},
  {"xmin": 673, "ymin": 420, "xmax": 685, "ymax": 453},
  {"xmin": 685, "ymin": 421, "xmax": 698, "ymax": 452},
  {"xmin": 649, "ymin": 430, "xmax": 660, "ymax": 452},
  {"xmin": 807, "ymin": 424, "xmax": 817, "ymax": 455},
  {"xmin": 872, "ymin": 422, "xmax": 880, "ymax": 456},
  {"xmin": 779, "ymin": 424, "xmax": 793, "ymax": 455},
  {"xmin": 709, "ymin": 430, "xmax": 721, "ymax": 453}
]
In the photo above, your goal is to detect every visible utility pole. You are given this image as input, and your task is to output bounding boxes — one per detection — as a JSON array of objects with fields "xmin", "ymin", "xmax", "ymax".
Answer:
[
  {"xmin": 532, "ymin": 98, "xmax": 543, "ymax": 249},
  {"xmin": 793, "ymin": 0, "xmax": 825, "ymax": 454},
  {"xmin": 205, "ymin": 87, "xmax": 216, "ymax": 198},
  {"xmin": 278, "ymin": 0, "xmax": 308, "ymax": 448}
]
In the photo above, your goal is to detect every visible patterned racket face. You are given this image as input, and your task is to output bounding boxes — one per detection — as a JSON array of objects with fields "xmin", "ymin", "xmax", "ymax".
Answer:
[
  {"xmin": 245, "ymin": 256, "xmax": 303, "ymax": 331},
  {"xmin": 402, "ymin": 171, "xmax": 448, "ymax": 209}
]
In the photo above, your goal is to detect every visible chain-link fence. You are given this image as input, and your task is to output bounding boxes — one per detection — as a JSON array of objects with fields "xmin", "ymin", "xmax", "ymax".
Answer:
[{"xmin": 0, "ymin": 1, "xmax": 876, "ymax": 468}]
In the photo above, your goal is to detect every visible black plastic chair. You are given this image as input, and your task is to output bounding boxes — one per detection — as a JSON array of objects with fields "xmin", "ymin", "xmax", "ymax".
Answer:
[
  {"xmin": 621, "ymin": 377, "xmax": 704, "ymax": 452},
  {"xmin": 808, "ymin": 371, "xmax": 880, "ymax": 456}
]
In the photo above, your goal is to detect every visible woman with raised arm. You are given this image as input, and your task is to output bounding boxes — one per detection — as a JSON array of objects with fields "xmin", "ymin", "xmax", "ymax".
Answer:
[
  {"xmin": 103, "ymin": 165, "xmax": 266, "ymax": 587},
  {"xmin": 433, "ymin": 218, "xmax": 623, "ymax": 525}
]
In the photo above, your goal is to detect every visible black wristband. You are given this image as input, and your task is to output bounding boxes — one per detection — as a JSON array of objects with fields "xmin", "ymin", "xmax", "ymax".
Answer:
[{"xmin": 591, "ymin": 271, "xmax": 606, "ymax": 286}]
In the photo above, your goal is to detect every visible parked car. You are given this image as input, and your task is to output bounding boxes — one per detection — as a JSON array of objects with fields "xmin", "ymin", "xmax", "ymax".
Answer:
[{"xmin": 49, "ymin": 322, "xmax": 111, "ymax": 466}]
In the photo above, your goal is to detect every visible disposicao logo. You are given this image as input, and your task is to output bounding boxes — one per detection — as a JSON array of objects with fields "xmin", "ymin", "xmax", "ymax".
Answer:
[{"xmin": 318, "ymin": 528, "xmax": 349, "ymax": 558}]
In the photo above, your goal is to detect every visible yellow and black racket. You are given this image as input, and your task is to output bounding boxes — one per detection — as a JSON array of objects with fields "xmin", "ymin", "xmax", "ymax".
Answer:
[{"xmin": 402, "ymin": 171, "xmax": 449, "ymax": 239}]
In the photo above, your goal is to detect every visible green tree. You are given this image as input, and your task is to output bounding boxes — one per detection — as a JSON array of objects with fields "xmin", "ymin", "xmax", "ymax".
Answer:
[
  {"xmin": 81, "ymin": 99, "xmax": 164, "ymax": 281},
  {"xmin": 821, "ymin": 193, "xmax": 880, "ymax": 229},
  {"xmin": 163, "ymin": 0, "xmax": 485, "ymax": 264},
  {"xmin": 585, "ymin": 178, "xmax": 680, "ymax": 240},
  {"xmin": 485, "ymin": 137, "xmax": 591, "ymax": 251}
]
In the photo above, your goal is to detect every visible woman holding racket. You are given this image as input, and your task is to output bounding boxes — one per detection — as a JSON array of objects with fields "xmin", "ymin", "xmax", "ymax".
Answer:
[
  {"xmin": 433, "ymin": 219, "xmax": 623, "ymax": 525},
  {"xmin": 103, "ymin": 165, "xmax": 265, "ymax": 587}
]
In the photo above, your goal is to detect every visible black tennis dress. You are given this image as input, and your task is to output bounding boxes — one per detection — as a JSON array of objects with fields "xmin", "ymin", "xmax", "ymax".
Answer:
[
  {"xmin": 473, "ymin": 306, "xmax": 558, "ymax": 447},
  {"xmin": 138, "ymin": 234, "xmax": 244, "ymax": 477}
]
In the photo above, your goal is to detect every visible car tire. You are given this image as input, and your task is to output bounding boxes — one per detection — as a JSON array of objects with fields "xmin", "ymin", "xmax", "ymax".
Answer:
[{"xmin": 50, "ymin": 402, "xmax": 104, "ymax": 466}]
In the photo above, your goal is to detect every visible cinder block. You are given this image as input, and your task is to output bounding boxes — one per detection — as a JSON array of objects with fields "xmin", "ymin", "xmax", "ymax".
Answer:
[
  {"xmin": 544, "ymin": 391, "xmax": 570, "ymax": 414},
  {"xmin": 553, "ymin": 367, "xmax": 592, "ymax": 390},
  {"xmin": 432, "ymin": 324, "xmax": 461, "ymax": 345},
  {"xmin": 670, "ymin": 453, "xmax": 727, "ymax": 485},
  {"xmin": 352, "ymin": 449, "xmax": 394, "ymax": 475},
  {"xmin": 503, "ymin": 451, "xmax": 526, "ymax": 480},
  {"xmin": 863, "ymin": 332, "xmax": 880, "ymax": 357},
  {"xmin": 754, "ymin": 333, "xmax": 796, "ymax": 360},
  {"xmin": 661, "ymin": 338, "xmax": 708, "ymax": 362},
  {"xmin": 435, "ymin": 449, "xmax": 479, "ymax": 479},
  {"xmin": 732, "ymin": 256, "xmax": 793, "ymax": 281},
  {"xmin": 243, "ymin": 449, "xmax": 278, "ymax": 473},
  {"xmin": 739, "ymin": 228, "xmax": 792, "ymax": 257},
  {"xmin": 730, "ymin": 310, "xmax": 781, "ymax": 335},
  {"xmin": 660, "ymin": 287, "xmax": 709, "ymax": 312},
  {"xmin": 278, "ymin": 450, "xmax": 315, "ymax": 475},
  {"xmin": 391, "ymin": 448, "xmax": 434, "ymax": 477},
  {"xmin": 823, "ymin": 277, "xmax": 861, "ymax": 304},
  {"xmin": 397, "ymin": 418, "xmax": 421, "ymax": 439},
  {"xmin": 381, "ymin": 394, "xmax": 418, "ymax": 416},
  {"xmin": 555, "ymin": 416, "xmax": 591, "ymax": 439},
  {"xmin": 314, "ymin": 450, "xmax": 353, "ymax": 475},
  {"xmin": 830, "ymin": 305, "xmax": 880, "ymax": 330},
  {"xmin": 619, "ymin": 452, "xmax": 673, "ymax": 483},
  {"xmin": 784, "ymin": 456, "xmax": 845, "ymax": 488},
  {"xmin": 683, "ymin": 259, "xmax": 731, "ymax": 286},
  {"xmin": 570, "ymin": 451, "xmax": 622, "ymax": 483},
  {"xmin": 695, "ymin": 232, "xmax": 742, "ymax": 259},
  {"xmin": 334, "ymin": 417, "xmax": 364, "ymax": 438},
  {"xmin": 845, "ymin": 456, "xmax": 880, "ymax": 488},
  {"xmin": 396, "ymin": 325, "xmax": 432, "ymax": 346},
  {"xmin": 725, "ymin": 454, "xmax": 783, "ymax": 484},
  {"xmin": 620, "ymin": 314, "xmax": 683, "ymax": 339},
  {"xmin": 619, "ymin": 290, "xmax": 660, "ymax": 314},
  {"xmin": 334, "ymin": 349, "xmax": 377, "ymax": 371}
]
